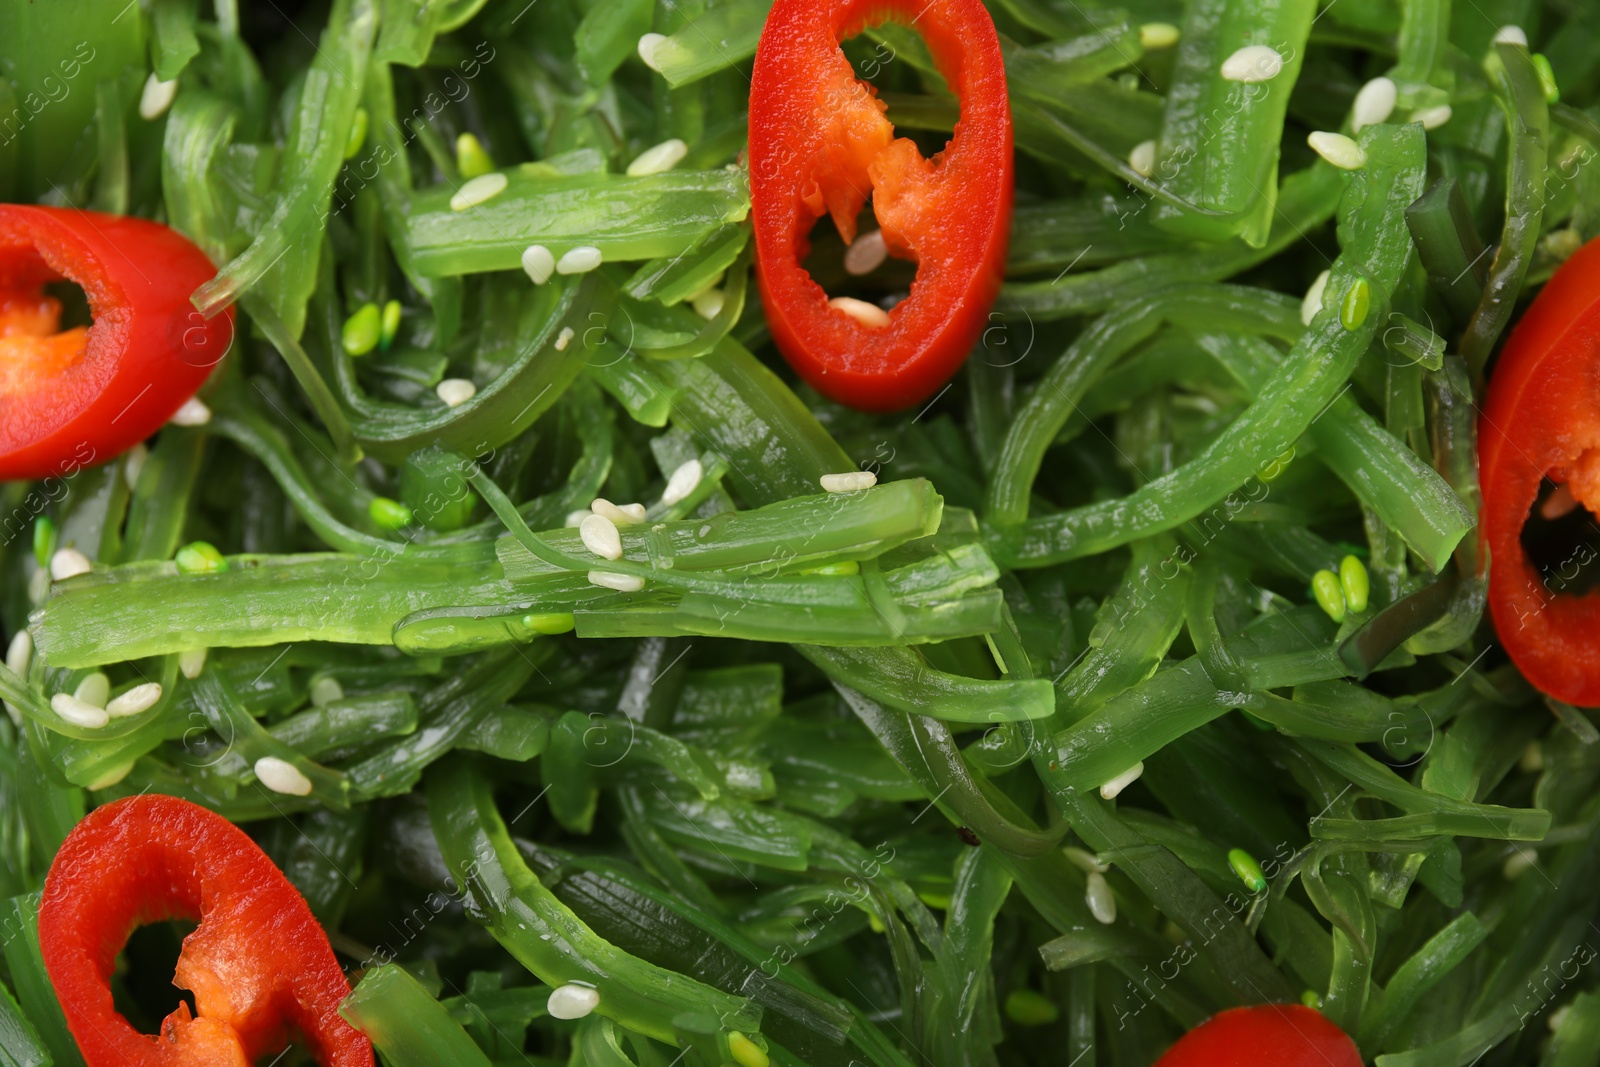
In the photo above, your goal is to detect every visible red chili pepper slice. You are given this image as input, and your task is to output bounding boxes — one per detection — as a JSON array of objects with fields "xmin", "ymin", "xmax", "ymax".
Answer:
[
  {"xmin": 0, "ymin": 205, "xmax": 232, "ymax": 481},
  {"xmin": 39, "ymin": 795, "xmax": 373, "ymax": 1067},
  {"xmin": 1481, "ymin": 236, "xmax": 1600, "ymax": 705},
  {"xmin": 748, "ymin": 0, "xmax": 1012, "ymax": 412},
  {"xmin": 1154, "ymin": 1004, "xmax": 1363, "ymax": 1067}
]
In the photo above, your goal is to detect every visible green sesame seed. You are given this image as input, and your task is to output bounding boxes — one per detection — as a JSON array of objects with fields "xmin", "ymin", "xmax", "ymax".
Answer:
[
  {"xmin": 1004, "ymin": 988, "xmax": 1061, "ymax": 1026},
  {"xmin": 521, "ymin": 612, "xmax": 577, "ymax": 635},
  {"xmin": 456, "ymin": 132, "xmax": 495, "ymax": 179},
  {"xmin": 804, "ymin": 560, "xmax": 860, "ymax": 576},
  {"xmin": 1532, "ymin": 53, "xmax": 1560, "ymax": 103},
  {"xmin": 1312, "ymin": 568, "xmax": 1346, "ymax": 622},
  {"xmin": 1301, "ymin": 989, "xmax": 1322, "ymax": 1008},
  {"xmin": 379, "ymin": 299, "xmax": 402, "ymax": 351},
  {"xmin": 1340, "ymin": 277, "xmax": 1370, "ymax": 330},
  {"xmin": 344, "ymin": 107, "xmax": 368, "ymax": 159},
  {"xmin": 33, "ymin": 516, "xmax": 56, "ymax": 569},
  {"xmin": 342, "ymin": 302, "xmax": 381, "ymax": 356},
  {"xmin": 368, "ymin": 497, "xmax": 413, "ymax": 529},
  {"xmin": 1228, "ymin": 847, "xmax": 1268, "ymax": 893},
  {"xmin": 1339, "ymin": 554, "xmax": 1370, "ymax": 614},
  {"xmin": 727, "ymin": 1032, "xmax": 769, "ymax": 1067},
  {"xmin": 175, "ymin": 541, "xmax": 228, "ymax": 574}
]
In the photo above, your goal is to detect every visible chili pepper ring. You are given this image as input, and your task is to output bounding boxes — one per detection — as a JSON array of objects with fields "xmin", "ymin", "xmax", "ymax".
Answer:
[
  {"xmin": 38, "ymin": 794, "xmax": 372, "ymax": 1067},
  {"xmin": 748, "ymin": 0, "xmax": 1013, "ymax": 412}
]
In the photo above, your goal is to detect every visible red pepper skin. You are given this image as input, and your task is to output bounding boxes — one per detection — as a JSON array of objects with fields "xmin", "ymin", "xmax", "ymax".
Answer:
[
  {"xmin": 0, "ymin": 205, "xmax": 233, "ymax": 482},
  {"xmin": 748, "ymin": 0, "xmax": 1012, "ymax": 412},
  {"xmin": 1481, "ymin": 236, "xmax": 1600, "ymax": 706},
  {"xmin": 1154, "ymin": 1005, "xmax": 1363, "ymax": 1067},
  {"xmin": 38, "ymin": 795, "xmax": 373, "ymax": 1067}
]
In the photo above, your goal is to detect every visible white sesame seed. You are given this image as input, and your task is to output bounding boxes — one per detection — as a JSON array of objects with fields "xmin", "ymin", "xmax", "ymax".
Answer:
[
  {"xmin": 557, "ymin": 246, "xmax": 603, "ymax": 274},
  {"xmin": 255, "ymin": 756, "xmax": 314, "ymax": 796},
  {"xmin": 310, "ymin": 676, "xmax": 344, "ymax": 707},
  {"xmin": 437, "ymin": 378, "xmax": 477, "ymax": 407},
  {"xmin": 845, "ymin": 230, "xmax": 888, "ymax": 276},
  {"xmin": 1301, "ymin": 269, "xmax": 1331, "ymax": 326},
  {"xmin": 820, "ymin": 471, "xmax": 877, "ymax": 493},
  {"xmin": 1139, "ymin": 22, "xmax": 1180, "ymax": 50},
  {"xmin": 1098, "ymin": 761, "xmax": 1144, "ymax": 800},
  {"xmin": 139, "ymin": 74, "xmax": 179, "ymax": 120},
  {"xmin": 579, "ymin": 513, "xmax": 624, "ymax": 561},
  {"xmin": 637, "ymin": 33, "xmax": 668, "ymax": 71},
  {"xmin": 27, "ymin": 568, "xmax": 47, "ymax": 603},
  {"xmin": 555, "ymin": 326, "xmax": 575, "ymax": 351},
  {"xmin": 1128, "ymin": 139, "xmax": 1157, "ymax": 177},
  {"xmin": 124, "ymin": 443, "xmax": 149, "ymax": 490},
  {"xmin": 547, "ymin": 983, "xmax": 601, "ymax": 1020},
  {"xmin": 626, "ymin": 138, "xmax": 688, "ymax": 177},
  {"xmin": 1220, "ymin": 45, "xmax": 1284, "ymax": 83},
  {"xmin": 1086, "ymin": 871, "xmax": 1117, "ymax": 924},
  {"xmin": 86, "ymin": 760, "xmax": 136, "ymax": 791},
  {"xmin": 449, "ymin": 172, "xmax": 508, "ymax": 212},
  {"xmin": 179, "ymin": 647, "xmax": 207, "ymax": 679},
  {"xmin": 565, "ymin": 508, "xmax": 593, "ymax": 528},
  {"xmin": 107, "ymin": 682, "xmax": 163, "ymax": 718},
  {"xmin": 170, "ymin": 396, "xmax": 212, "ymax": 426},
  {"xmin": 1308, "ymin": 131, "xmax": 1367, "ymax": 170},
  {"xmin": 1550, "ymin": 1004, "xmax": 1573, "ymax": 1033},
  {"xmin": 1493, "ymin": 24, "xmax": 1528, "ymax": 47},
  {"xmin": 1351, "ymin": 76, "xmax": 1397, "ymax": 131},
  {"xmin": 1063, "ymin": 846, "xmax": 1109, "ymax": 874},
  {"xmin": 828, "ymin": 296, "xmax": 891, "ymax": 329},
  {"xmin": 591, "ymin": 498, "xmax": 647, "ymax": 525},
  {"xmin": 51, "ymin": 693, "xmax": 110, "ymax": 729},
  {"xmin": 661, "ymin": 459, "xmax": 703, "ymax": 507},
  {"xmin": 1502, "ymin": 846, "xmax": 1537, "ymax": 879},
  {"xmin": 1519, "ymin": 740, "xmax": 1545, "ymax": 773},
  {"xmin": 588, "ymin": 570, "xmax": 645, "ymax": 592},
  {"xmin": 74, "ymin": 672, "xmax": 111, "ymax": 709},
  {"xmin": 5, "ymin": 630, "xmax": 31, "ymax": 678},
  {"xmin": 50, "ymin": 548, "xmax": 92, "ymax": 581},
  {"xmin": 1412, "ymin": 104, "xmax": 1452, "ymax": 130},
  {"xmin": 691, "ymin": 288, "xmax": 725, "ymax": 320},
  {"xmin": 1543, "ymin": 228, "xmax": 1584, "ymax": 263},
  {"xmin": 521, "ymin": 244, "xmax": 555, "ymax": 285}
]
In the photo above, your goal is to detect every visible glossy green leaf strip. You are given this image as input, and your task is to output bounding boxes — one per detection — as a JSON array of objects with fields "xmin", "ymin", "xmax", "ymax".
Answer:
[
  {"xmin": 345, "ymin": 651, "xmax": 535, "ymax": 800},
  {"xmin": 190, "ymin": 671, "xmax": 351, "ymax": 808},
  {"xmin": 1192, "ymin": 329, "xmax": 1474, "ymax": 573},
  {"xmin": 989, "ymin": 124, "xmax": 1427, "ymax": 567},
  {"xmin": 405, "ymin": 168, "xmax": 749, "ymax": 275},
  {"xmin": 645, "ymin": 1, "xmax": 769, "ymax": 87},
  {"xmin": 1404, "ymin": 178, "xmax": 1486, "ymax": 322},
  {"xmin": 1359, "ymin": 912, "xmax": 1488, "ymax": 1050},
  {"xmin": 518, "ymin": 843, "xmax": 865, "ymax": 1060},
  {"xmin": 1461, "ymin": 43, "xmax": 1550, "ymax": 380},
  {"xmin": 1052, "ymin": 789, "xmax": 1297, "ymax": 1006},
  {"xmin": 340, "ymin": 964, "xmax": 494, "ymax": 1067},
  {"xmin": 998, "ymin": 163, "xmax": 1344, "ymax": 322},
  {"xmin": 338, "ymin": 276, "xmax": 607, "ymax": 462},
  {"xmin": 1297, "ymin": 740, "xmax": 1550, "ymax": 840},
  {"xmin": 651, "ymin": 340, "xmax": 855, "ymax": 504},
  {"xmin": 0, "ymin": 973, "xmax": 49, "ymax": 1067},
  {"xmin": 269, "ymin": 690, "xmax": 417, "ymax": 758},
  {"xmin": 801, "ymin": 646, "xmax": 1054, "ymax": 723},
  {"xmin": 499, "ymin": 479, "xmax": 941, "ymax": 580},
  {"xmin": 842, "ymin": 687, "xmax": 1063, "ymax": 855},
  {"xmin": 624, "ymin": 222, "xmax": 750, "ymax": 305},
  {"xmin": 0, "ymin": 894, "xmax": 85, "ymax": 1067},
  {"xmin": 1151, "ymin": 0, "xmax": 1315, "ymax": 244},
  {"xmin": 983, "ymin": 285, "xmax": 1295, "ymax": 525},
  {"xmin": 426, "ymin": 757, "xmax": 762, "ymax": 1043},
  {"xmin": 192, "ymin": 0, "xmax": 375, "ymax": 330}
]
